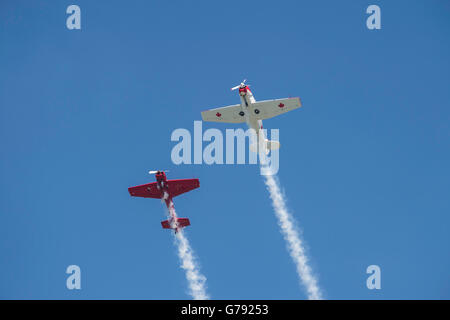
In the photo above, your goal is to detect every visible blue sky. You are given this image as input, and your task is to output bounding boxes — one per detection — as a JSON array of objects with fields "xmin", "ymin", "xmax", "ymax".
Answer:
[{"xmin": 1, "ymin": 0, "xmax": 449, "ymax": 299}]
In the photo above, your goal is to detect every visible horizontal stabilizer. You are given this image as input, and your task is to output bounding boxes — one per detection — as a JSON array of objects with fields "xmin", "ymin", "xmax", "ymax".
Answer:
[
  {"xmin": 250, "ymin": 140, "xmax": 281, "ymax": 154},
  {"xmin": 161, "ymin": 218, "xmax": 191, "ymax": 229}
]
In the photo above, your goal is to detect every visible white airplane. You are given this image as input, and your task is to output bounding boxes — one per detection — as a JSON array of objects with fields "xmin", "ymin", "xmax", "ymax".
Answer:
[{"xmin": 201, "ymin": 80, "xmax": 302, "ymax": 152}]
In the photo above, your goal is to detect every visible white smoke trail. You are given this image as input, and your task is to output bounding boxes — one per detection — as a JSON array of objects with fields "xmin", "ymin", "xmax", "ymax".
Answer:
[
  {"xmin": 173, "ymin": 228, "xmax": 209, "ymax": 300},
  {"xmin": 163, "ymin": 193, "xmax": 209, "ymax": 300},
  {"xmin": 256, "ymin": 131, "xmax": 322, "ymax": 300},
  {"xmin": 262, "ymin": 172, "xmax": 322, "ymax": 300}
]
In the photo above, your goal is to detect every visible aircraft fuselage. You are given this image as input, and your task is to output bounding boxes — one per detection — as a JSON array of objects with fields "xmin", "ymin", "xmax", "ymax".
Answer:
[{"xmin": 238, "ymin": 86, "xmax": 264, "ymax": 140}]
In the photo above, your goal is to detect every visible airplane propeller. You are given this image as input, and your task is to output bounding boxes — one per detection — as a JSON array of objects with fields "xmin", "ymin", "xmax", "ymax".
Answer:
[
  {"xmin": 149, "ymin": 170, "xmax": 170, "ymax": 174},
  {"xmin": 231, "ymin": 79, "xmax": 249, "ymax": 91}
]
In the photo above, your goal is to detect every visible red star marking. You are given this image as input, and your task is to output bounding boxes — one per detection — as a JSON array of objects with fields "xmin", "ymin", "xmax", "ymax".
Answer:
[
  {"xmin": 216, "ymin": 112, "xmax": 222, "ymax": 117},
  {"xmin": 278, "ymin": 103, "xmax": 285, "ymax": 108}
]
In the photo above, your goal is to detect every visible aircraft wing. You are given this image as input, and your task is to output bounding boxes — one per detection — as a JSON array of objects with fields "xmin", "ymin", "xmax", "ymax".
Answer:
[
  {"xmin": 201, "ymin": 104, "xmax": 245, "ymax": 123},
  {"xmin": 168, "ymin": 179, "xmax": 200, "ymax": 197},
  {"xmin": 248, "ymin": 97, "xmax": 301, "ymax": 120},
  {"xmin": 128, "ymin": 182, "xmax": 161, "ymax": 198}
]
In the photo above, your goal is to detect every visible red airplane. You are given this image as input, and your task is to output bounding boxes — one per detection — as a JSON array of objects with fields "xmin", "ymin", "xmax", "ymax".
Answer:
[{"xmin": 128, "ymin": 170, "xmax": 199, "ymax": 233}]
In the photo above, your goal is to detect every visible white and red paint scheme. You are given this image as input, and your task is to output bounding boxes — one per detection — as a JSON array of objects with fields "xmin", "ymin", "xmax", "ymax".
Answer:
[
  {"xmin": 201, "ymin": 80, "xmax": 302, "ymax": 152},
  {"xmin": 128, "ymin": 171, "xmax": 199, "ymax": 233}
]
